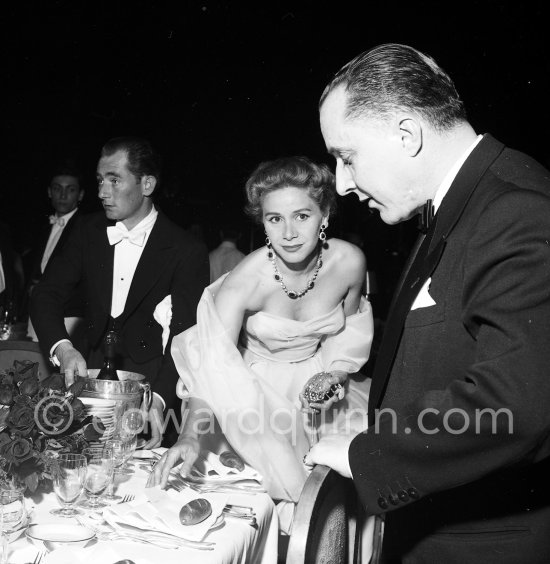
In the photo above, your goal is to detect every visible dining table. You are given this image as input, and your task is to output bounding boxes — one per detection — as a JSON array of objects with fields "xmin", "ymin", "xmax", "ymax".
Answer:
[{"xmin": 6, "ymin": 449, "xmax": 279, "ymax": 564}]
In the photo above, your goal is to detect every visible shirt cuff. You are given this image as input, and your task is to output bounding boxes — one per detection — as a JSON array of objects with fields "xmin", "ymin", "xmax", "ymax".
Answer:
[{"xmin": 49, "ymin": 339, "xmax": 72, "ymax": 366}]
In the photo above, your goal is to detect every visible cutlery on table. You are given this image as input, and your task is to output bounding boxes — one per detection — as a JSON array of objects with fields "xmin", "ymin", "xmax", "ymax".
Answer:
[
  {"xmin": 32, "ymin": 551, "xmax": 46, "ymax": 564},
  {"xmin": 76, "ymin": 516, "xmax": 215, "ymax": 550}
]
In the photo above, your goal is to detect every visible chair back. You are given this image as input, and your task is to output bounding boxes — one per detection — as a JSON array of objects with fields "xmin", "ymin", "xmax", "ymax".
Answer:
[
  {"xmin": 286, "ymin": 464, "xmax": 364, "ymax": 564},
  {"xmin": 0, "ymin": 340, "xmax": 53, "ymax": 380}
]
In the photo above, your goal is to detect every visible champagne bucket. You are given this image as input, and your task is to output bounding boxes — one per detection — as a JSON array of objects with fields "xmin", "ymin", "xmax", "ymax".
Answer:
[{"xmin": 77, "ymin": 370, "xmax": 152, "ymax": 438}]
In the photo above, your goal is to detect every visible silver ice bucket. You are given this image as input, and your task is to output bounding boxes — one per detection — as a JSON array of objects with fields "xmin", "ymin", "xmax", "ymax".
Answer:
[{"xmin": 77, "ymin": 370, "xmax": 152, "ymax": 438}]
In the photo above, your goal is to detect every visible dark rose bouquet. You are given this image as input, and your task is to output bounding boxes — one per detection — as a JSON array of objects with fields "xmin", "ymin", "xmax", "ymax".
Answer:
[{"xmin": 0, "ymin": 360, "xmax": 105, "ymax": 492}]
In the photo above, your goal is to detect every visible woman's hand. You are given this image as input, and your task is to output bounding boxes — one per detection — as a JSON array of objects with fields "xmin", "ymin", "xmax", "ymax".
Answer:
[
  {"xmin": 299, "ymin": 371, "xmax": 347, "ymax": 412},
  {"xmin": 146, "ymin": 435, "xmax": 200, "ymax": 489}
]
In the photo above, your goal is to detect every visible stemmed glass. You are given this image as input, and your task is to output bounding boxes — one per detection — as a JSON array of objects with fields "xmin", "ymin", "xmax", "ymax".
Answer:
[
  {"xmin": 0, "ymin": 490, "xmax": 25, "ymax": 564},
  {"xmin": 50, "ymin": 453, "xmax": 87, "ymax": 517},
  {"xmin": 80, "ymin": 447, "xmax": 114, "ymax": 510},
  {"xmin": 102, "ymin": 438, "xmax": 127, "ymax": 501}
]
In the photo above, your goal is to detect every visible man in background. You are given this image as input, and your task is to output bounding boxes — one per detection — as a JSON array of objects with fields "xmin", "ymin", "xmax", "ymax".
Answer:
[
  {"xmin": 26, "ymin": 162, "xmax": 85, "ymax": 342},
  {"xmin": 208, "ymin": 223, "xmax": 245, "ymax": 283},
  {"xmin": 31, "ymin": 137, "xmax": 210, "ymax": 448}
]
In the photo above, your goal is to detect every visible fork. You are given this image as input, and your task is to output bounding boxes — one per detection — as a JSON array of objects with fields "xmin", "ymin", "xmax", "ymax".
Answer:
[
  {"xmin": 33, "ymin": 551, "xmax": 46, "ymax": 564},
  {"xmin": 119, "ymin": 494, "xmax": 135, "ymax": 503}
]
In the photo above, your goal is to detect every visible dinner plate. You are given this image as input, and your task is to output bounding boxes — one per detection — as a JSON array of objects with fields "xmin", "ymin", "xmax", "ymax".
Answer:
[
  {"xmin": 26, "ymin": 523, "xmax": 95, "ymax": 549},
  {"xmin": 81, "ymin": 398, "xmax": 116, "ymax": 406}
]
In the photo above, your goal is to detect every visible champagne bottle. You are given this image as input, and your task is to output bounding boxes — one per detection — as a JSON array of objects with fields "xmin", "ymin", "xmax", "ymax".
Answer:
[{"xmin": 96, "ymin": 330, "xmax": 119, "ymax": 380}]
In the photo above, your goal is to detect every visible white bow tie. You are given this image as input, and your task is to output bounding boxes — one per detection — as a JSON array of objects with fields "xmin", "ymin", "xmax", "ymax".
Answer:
[
  {"xmin": 106, "ymin": 225, "xmax": 147, "ymax": 247},
  {"xmin": 49, "ymin": 215, "xmax": 65, "ymax": 227}
]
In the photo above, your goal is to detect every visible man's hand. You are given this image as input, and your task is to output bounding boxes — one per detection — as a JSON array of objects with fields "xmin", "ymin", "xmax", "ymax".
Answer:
[
  {"xmin": 146, "ymin": 435, "xmax": 200, "ymax": 489},
  {"xmin": 142, "ymin": 395, "xmax": 165, "ymax": 449},
  {"xmin": 304, "ymin": 432, "xmax": 355, "ymax": 478},
  {"xmin": 55, "ymin": 342, "xmax": 87, "ymax": 387}
]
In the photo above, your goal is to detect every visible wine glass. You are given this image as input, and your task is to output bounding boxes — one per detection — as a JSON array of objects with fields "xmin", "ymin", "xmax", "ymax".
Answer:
[
  {"xmin": 0, "ymin": 490, "xmax": 25, "ymax": 564},
  {"xmin": 119, "ymin": 432, "xmax": 138, "ymax": 474},
  {"xmin": 50, "ymin": 453, "xmax": 87, "ymax": 517},
  {"xmin": 80, "ymin": 447, "xmax": 114, "ymax": 510},
  {"xmin": 102, "ymin": 439, "xmax": 127, "ymax": 501}
]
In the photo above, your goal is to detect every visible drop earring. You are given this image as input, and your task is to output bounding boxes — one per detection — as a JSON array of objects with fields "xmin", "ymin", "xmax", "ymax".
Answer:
[
  {"xmin": 265, "ymin": 233, "xmax": 273, "ymax": 256},
  {"xmin": 319, "ymin": 223, "xmax": 327, "ymax": 242}
]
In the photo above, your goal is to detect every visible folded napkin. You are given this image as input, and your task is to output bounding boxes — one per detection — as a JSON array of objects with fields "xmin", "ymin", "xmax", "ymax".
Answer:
[
  {"xmin": 103, "ymin": 486, "xmax": 227, "ymax": 542},
  {"xmin": 43, "ymin": 543, "xmax": 151, "ymax": 564},
  {"xmin": 189, "ymin": 450, "xmax": 263, "ymax": 484}
]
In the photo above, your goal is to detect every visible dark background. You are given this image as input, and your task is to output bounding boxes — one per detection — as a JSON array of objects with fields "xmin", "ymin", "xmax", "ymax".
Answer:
[{"xmin": 3, "ymin": 0, "xmax": 549, "ymax": 319}]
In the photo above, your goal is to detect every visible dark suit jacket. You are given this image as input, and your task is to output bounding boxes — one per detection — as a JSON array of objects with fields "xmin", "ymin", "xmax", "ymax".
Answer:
[
  {"xmin": 0, "ymin": 221, "xmax": 17, "ymax": 310},
  {"xmin": 30, "ymin": 210, "xmax": 210, "ymax": 407},
  {"xmin": 350, "ymin": 135, "xmax": 550, "ymax": 561},
  {"xmin": 26, "ymin": 210, "xmax": 85, "ymax": 317}
]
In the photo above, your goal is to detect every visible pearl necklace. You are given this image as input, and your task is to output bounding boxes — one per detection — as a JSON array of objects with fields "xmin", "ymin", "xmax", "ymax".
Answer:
[{"xmin": 267, "ymin": 245, "xmax": 323, "ymax": 300}]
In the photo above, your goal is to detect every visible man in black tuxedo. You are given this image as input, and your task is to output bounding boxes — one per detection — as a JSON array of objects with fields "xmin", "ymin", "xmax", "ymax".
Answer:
[
  {"xmin": 31, "ymin": 137, "xmax": 210, "ymax": 448},
  {"xmin": 307, "ymin": 44, "xmax": 550, "ymax": 562},
  {"xmin": 26, "ymin": 163, "xmax": 85, "ymax": 341}
]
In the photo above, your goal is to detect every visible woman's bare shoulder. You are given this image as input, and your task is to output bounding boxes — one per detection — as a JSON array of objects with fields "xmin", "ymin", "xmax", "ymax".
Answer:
[
  {"xmin": 326, "ymin": 238, "xmax": 366, "ymax": 270},
  {"xmin": 217, "ymin": 247, "xmax": 266, "ymax": 298}
]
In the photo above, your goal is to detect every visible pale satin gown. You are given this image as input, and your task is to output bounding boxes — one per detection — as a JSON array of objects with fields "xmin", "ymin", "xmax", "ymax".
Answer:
[{"xmin": 172, "ymin": 275, "xmax": 373, "ymax": 508}]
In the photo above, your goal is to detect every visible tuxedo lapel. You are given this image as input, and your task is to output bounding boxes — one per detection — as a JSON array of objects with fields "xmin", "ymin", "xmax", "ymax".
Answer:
[
  {"xmin": 91, "ymin": 218, "xmax": 115, "ymax": 317},
  {"xmin": 118, "ymin": 214, "xmax": 173, "ymax": 323},
  {"xmin": 367, "ymin": 135, "xmax": 506, "ymax": 421}
]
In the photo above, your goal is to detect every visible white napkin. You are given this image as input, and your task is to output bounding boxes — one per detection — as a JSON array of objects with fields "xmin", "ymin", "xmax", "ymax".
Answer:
[
  {"xmin": 153, "ymin": 294, "xmax": 172, "ymax": 353},
  {"xmin": 103, "ymin": 486, "xmax": 227, "ymax": 542},
  {"xmin": 44, "ymin": 543, "xmax": 149, "ymax": 564},
  {"xmin": 189, "ymin": 450, "xmax": 263, "ymax": 484}
]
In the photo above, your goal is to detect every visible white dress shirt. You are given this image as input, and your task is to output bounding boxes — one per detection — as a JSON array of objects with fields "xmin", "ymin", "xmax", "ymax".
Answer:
[
  {"xmin": 110, "ymin": 207, "xmax": 158, "ymax": 318},
  {"xmin": 40, "ymin": 207, "xmax": 79, "ymax": 273},
  {"xmin": 411, "ymin": 135, "xmax": 483, "ymax": 311}
]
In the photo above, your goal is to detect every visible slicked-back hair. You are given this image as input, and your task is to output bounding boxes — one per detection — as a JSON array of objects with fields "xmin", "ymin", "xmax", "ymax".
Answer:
[
  {"xmin": 320, "ymin": 43, "xmax": 467, "ymax": 131},
  {"xmin": 245, "ymin": 156, "xmax": 336, "ymax": 224},
  {"xmin": 101, "ymin": 137, "xmax": 162, "ymax": 184}
]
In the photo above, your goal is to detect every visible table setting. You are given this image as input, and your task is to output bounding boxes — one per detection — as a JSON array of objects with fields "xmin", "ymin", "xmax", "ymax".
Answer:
[{"xmin": 2, "ymin": 448, "xmax": 279, "ymax": 564}]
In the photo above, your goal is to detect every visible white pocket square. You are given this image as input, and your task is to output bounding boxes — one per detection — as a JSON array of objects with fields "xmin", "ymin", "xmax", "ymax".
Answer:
[
  {"xmin": 411, "ymin": 278, "xmax": 436, "ymax": 310},
  {"xmin": 153, "ymin": 295, "xmax": 172, "ymax": 353}
]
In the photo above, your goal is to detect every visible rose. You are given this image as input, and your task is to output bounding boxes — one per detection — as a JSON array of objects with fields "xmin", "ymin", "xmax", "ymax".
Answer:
[
  {"xmin": 19, "ymin": 377, "xmax": 39, "ymax": 396},
  {"xmin": 8, "ymin": 403, "xmax": 36, "ymax": 436},
  {"xmin": 0, "ymin": 437, "xmax": 34, "ymax": 464},
  {"xmin": 39, "ymin": 373, "xmax": 65, "ymax": 392},
  {"xmin": 0, "ymin": 384, "xmax": 14, "ymax": 406},
  {"xmin": 34, "ymin": 395, "xmax": 73, "ymax": 435}
]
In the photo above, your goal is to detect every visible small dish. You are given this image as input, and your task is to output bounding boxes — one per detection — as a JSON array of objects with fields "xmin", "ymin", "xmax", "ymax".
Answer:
[{"xmin": 26, "ymin": 523, "xmax": 95, "ymax": 549}]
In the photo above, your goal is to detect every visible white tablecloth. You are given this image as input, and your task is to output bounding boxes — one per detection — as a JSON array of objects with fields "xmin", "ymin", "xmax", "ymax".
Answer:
[{"xmin": 7, "ymin": 454, "xmax": 279, "ymax": 564}]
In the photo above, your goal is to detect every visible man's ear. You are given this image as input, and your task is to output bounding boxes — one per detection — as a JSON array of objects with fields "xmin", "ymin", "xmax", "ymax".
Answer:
[
  {"xmin": 142, "ymin": 175, "xmax": 157, "ymax": 196},
  {"xmin": 47, "ymin": 186, "xmax": 53, "ymax": 199},
  {"xmin": 398, "ymin": 116, "xmax": 423, "ymax": 157},
  {"xmin": 78, "ymin": 190, "xmax": 85, "ymax": 203}
]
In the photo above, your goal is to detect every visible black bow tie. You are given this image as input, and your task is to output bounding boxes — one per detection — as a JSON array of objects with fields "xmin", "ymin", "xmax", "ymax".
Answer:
[{"xmin": 417, "ymin": 199, "xmax": 435, "ymax": 233}]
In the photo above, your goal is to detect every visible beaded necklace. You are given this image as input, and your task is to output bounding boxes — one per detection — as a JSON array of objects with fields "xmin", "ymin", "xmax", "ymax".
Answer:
[{"xmin": 267, "ymin": 244, "xmax": 323, "ymax": 300}]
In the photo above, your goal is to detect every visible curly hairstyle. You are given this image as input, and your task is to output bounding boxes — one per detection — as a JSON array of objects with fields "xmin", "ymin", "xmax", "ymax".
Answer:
[{"xmin": 245, "ymin": 156, "xmax": 336, "ymax": 224}]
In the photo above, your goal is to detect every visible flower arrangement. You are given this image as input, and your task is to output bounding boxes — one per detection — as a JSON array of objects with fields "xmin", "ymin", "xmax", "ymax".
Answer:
[{"xmin": 0, "ymin": 360, "xmax": 104, "ymax": 492}]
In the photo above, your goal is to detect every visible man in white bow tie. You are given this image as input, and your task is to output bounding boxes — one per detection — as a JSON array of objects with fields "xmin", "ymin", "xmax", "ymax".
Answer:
[
  {"xmin": 30, "ymin": 137, "xmax": 210, "ymax": 448},
  {"xmin": 26, "ymin": 163, "xmax": 85, "ymax": 342}
]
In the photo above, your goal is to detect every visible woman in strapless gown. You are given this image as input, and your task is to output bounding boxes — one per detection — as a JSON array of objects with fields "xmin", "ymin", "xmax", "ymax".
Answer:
[{"xmin": 149, "ymin": 156, "xmax": 373, "ymax": 529}]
